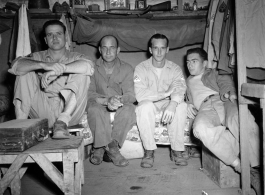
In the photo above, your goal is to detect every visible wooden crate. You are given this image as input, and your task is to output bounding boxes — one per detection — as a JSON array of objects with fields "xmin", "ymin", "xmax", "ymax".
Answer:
[{"xmin": 202, "ymin": 145, "xmax": 240, "ymax": 188}]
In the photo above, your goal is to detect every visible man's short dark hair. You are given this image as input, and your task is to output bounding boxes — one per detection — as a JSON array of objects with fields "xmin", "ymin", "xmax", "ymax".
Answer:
[
  {"xmin": 43, "ymin": 20, "xmax": 66, "ymax": 35},
  {"xmin": 149, "ymin": 33, "xmax": 169, "ymax": 48},
  {"xmin": 187, "ymin": 48, "xmax": 208, "ymax": 61},
  {"xmin": 99, "ymin": 35, "xmax": 119, "ymax": 48}
]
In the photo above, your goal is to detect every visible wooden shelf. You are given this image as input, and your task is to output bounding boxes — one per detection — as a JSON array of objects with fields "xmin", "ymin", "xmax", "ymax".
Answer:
[
  {"xmin": 79, "ymin": 10, "xmax": 207, "ymax": 20},
  {"xmin": 0, "ymin": 10, "xmax": 207, "ymax": 20}
]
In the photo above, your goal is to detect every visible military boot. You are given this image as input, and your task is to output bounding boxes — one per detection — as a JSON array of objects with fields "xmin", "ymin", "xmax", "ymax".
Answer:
[
  {"xmin": 141, "ymin": 150, "xmax": 154, "ymax": 168},
  {"xmin": 170, "ymin": 150, "xmax": 188, "ymax": 166},
  {"xmin": 106, "ymin": 140, "xmax": 129, "ymax": 167}
]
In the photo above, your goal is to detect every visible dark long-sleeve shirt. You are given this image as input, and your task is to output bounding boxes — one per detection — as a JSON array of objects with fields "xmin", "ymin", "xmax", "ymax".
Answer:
[{"xmin": 87, "ymin": 57, "xmax": 136, "ymax": 104}]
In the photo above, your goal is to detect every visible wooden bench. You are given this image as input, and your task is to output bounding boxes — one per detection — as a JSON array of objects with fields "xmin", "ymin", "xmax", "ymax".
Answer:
[
  {"xmin": 67, "ymin": 112, "xmax": 198, "ymax": 159},
  {"xmin": 0, "ymin": 136, "xmax": 84, "ymax": 195}
]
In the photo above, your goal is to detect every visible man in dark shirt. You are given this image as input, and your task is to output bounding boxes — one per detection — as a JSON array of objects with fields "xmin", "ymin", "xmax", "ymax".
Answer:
[{"xmin": 87, "ymin": 35, "xmax": 136, "ymax": 167}]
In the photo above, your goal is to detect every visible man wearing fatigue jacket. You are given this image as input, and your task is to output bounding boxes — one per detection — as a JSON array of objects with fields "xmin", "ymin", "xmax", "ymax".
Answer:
[
  {"xmin": 134, "ymin": 33, "xmax": 188, "ymax": 168},
  {"xmin": 87, "ymin": 35, "xmax": 136, "ymax": 167}
]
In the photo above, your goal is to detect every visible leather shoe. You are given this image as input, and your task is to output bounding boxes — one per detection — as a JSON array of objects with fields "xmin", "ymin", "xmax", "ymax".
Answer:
[
  {"xmin": 90, "ymin": 147, "xmax": 105, "ymax": 165},
  {"xmin": 52, "ymin": 120, "xmax": 70, "ymax": 139},
  {"xmin": 182, "ymin": 146, "xmax": 190, "ymax": 160},
  {"xmin": 189, "ymin": 147, "xmax": 201, "ymax": 158},
  {"xmin": 106, "ymin": 140, "xmax": 129, "ymax": 167},
  {"xmin": 170, "ymin": 150, "xmax": 188, "ymax": 166},
  {"xmin": 141, "ymin": 150, "xmax": 154, "ymax": 168}
]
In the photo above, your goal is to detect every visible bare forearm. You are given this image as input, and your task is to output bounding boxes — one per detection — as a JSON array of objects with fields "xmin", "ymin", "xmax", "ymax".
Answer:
[
  {"xmin": 64, "ymin": 60, "xmax": 94, "ymax": 75},
  {"xmin": 15, "ymin": 58, "xmax": 45, "ymax": 75}
]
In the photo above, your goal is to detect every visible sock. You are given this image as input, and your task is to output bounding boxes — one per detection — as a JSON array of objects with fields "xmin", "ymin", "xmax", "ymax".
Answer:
[
  {"xmin": 231, "ymin": 158, "xmax": 241, "ymax": 173},
  {"xmin": 14, "ymin": 101, "xmax": 29, "ymax": 119},
  {"xmin": 57, "ymin": 112, "xmax": 71, "ymax": 126}
]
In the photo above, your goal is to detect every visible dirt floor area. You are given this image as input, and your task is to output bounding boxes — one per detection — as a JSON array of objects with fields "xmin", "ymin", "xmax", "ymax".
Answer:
[{"xmin": 5, "ymin": 145, "xmax": 257, "ymax": 195}]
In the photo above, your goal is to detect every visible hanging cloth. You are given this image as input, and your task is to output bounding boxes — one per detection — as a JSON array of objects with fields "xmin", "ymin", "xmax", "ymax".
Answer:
[
  {"xmin": 203, "ymin": 0, "xmax": 219, "ymax": 68},
  {"xmin": 73, "ymin": 16, "xmax": 206, "ymax": 52},
  {"xmin": 16, "ymin": 4, "xmax": 31, "ymax": 58},
  {"xmin": 218, "ymin": 0, "xmax": 234, "ymax": 74},
  {"xmin": 242, "ymin": 0, "xmax": 265, "ymax": 69},
  {"xmin": 60, "ymin": 14, "xmax": 72, "ymax": 51},
  {"xmin": 212, "ymin": 0, "xmax": 226, "ymax": 61}
]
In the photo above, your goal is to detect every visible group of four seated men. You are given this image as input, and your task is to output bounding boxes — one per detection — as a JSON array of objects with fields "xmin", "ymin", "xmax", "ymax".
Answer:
[{"xmin": 9, "ymin": 20, "xmax": 259, "ymax": 173}]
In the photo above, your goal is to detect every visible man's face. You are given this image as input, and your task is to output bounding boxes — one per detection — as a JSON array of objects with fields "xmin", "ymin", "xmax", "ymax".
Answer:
[
  {"xmin": 99, "ymin": 37, "xmax": 120, "ymax": 63},
  {"xmin": 44, "ymin": 25, "xmax": 66, "ymax": 51},
  {"xmin": 149, "ymin": 38, "xmax": 169, "ymax": 63},
  {"xmin": 186, "ymin": 53, "xmax": 207, "ymax": 76}
]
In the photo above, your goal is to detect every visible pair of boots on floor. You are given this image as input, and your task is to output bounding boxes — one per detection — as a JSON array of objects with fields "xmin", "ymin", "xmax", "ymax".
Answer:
[
  {"xmin": 90, "ymin": 140, "xmax": 129, "ymax": 167},
  {"xmin": 141, "ymin": 149, "xmax": 189, "ymax": 168}
]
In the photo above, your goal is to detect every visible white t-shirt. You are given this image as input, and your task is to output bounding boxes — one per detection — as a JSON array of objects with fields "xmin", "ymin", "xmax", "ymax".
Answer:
[
  {"xmin": 153, "ymin": 67, "xmax": 163, "ymax": 80},
  {"xmin": 188, "ymin": 73, "xmax": 218, "ymax": 110}
]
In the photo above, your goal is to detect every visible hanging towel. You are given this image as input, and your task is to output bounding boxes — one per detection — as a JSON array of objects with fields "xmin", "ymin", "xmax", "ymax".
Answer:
[
  {"xmin": 242, "ymin": 0, "xmax": 265, "ymax": 69},
  {"xmin": 203, "ymin": 0, "xmax": 219, "ymax": 69},
  {"xmin": 60, "ymin": 14, "xmax": 72, "ymax": 51},
  {"xmin": 16, "ymin": 4, "xmax": 31, "ymax": 58}
]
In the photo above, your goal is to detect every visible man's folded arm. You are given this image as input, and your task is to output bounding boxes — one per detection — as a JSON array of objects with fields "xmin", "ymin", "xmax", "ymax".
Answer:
[
  {"xmin": 8, "ymin": 56, "xmax": 45, "ymax": 76},
  {"xmin": 64, "ymin": 59, "xmax": 94, "ymax": 76}
]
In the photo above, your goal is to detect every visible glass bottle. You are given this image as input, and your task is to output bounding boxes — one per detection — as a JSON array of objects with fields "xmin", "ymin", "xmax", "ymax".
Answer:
[{"xmin": 193, "ymin": 0, "xmax": 198, "ymax": 11}]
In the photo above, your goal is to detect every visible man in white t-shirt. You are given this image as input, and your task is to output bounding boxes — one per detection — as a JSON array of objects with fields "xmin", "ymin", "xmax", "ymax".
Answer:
[{"xmin": 186, "ymin": 47, "xmax": 260, "ymax": 194}]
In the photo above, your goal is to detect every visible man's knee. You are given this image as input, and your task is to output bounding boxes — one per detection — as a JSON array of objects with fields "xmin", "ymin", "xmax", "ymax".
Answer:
[
  {"xmin": 175, "ymin": 102, "xmax": 187, "ymax": 113},
  {"xmin": 87, "ymin": 103, "xmax": 104, "ymax": 116},
  {"xmin": 120, "ymin": 104, "xmax": 135, "ymax": 116},
  {"xmin": 15, "ymin": 72, "xmax": 39, "ymax": 86},
  {"xmin": 136, "ymin": 101, "xmax": 155, "ymax": 117},
  {"xmin": 193, "ymin": 122, "xmax": 207, "ymax": 140}
]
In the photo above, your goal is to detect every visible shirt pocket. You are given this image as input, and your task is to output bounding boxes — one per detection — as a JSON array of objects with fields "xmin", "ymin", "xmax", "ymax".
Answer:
[
  {"xmin": 147, "ymin": 79, "xmax": 154, "ymax": 88},
  {"xmin": 112, "ymin": 80, "xmax": 123, "ymax": 94}
]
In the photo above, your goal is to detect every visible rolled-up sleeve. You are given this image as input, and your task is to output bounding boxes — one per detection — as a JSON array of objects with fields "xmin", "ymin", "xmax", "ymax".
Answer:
[
  {"xmin": 73, "ymin": 53, "xmax": 94, "ymax": 76},
  {"xmin": 170, "ymin": 66, "xmax": 187, "ymax": 103},
  {"xmin": 8, "ymin": 53, "xmax": 37, "ymax": 75}
]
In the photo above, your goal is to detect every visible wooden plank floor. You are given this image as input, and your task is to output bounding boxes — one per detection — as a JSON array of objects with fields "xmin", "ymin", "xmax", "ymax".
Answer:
[{"xmin": 4, "ymin": 146, "xmax": 256, "ymax": 195}]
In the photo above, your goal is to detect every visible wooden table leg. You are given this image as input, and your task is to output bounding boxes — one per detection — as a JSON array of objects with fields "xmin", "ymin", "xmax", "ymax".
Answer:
[
  {"xmin": 74, "ymin": 161, "xmax": 81, "ymax": 195},
  {"xmin": 0, "ymin": 154, "xmax": 28, "ymax": 195},
  {"xmin": 10, "ymin": 167, "xmax": 28, "ymax": 195},
  {"xmin": 79, "ymin": 140, "xmax": 84, "ymax": 185},
  {"xmin": 30, "ymin": 153, "xmax": 64, "ymax": 192},
  {"xmin": 63, "ymin": 151, "xmax": 75, "ymax": 195}
]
